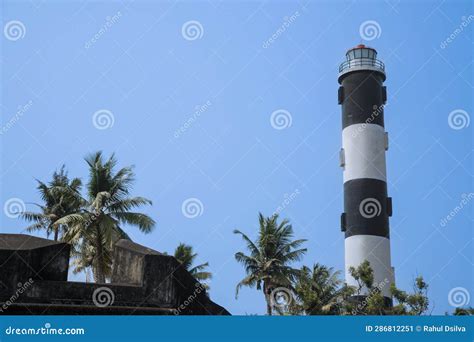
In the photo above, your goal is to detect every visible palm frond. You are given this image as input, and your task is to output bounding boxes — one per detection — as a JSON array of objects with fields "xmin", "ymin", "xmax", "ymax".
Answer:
[
  {"xmin": 233, "ymin": 229, "xmax": 260, "ymax": 257},
  {"xmin": 111, "ymin": 212, "xmax": 155, "ymax": 233}
]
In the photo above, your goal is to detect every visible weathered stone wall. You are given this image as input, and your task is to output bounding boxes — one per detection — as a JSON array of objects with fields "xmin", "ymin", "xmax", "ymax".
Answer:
[
  {"xmin": 0, "ymin": 234, "xmax": 230, "ymax": 315},
  {"xmin": 0, "ymin": 234, "xmax": 70, "ymax": 296}
]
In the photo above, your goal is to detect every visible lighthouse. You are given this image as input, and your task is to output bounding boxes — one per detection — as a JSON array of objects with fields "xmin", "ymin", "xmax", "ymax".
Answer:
[{"xmin": 338, "ymin": 45, "xmax": 394, "ymax": 304}]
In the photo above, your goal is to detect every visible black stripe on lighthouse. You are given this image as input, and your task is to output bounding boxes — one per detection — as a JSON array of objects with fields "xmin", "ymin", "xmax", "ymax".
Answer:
[
  {"xmin": 342, "ymin": 178, "xmax": 391, "ymax": 238},
  {"xmin": 339, "ymin": 72, "xmax": 386, "ymax": 129}
]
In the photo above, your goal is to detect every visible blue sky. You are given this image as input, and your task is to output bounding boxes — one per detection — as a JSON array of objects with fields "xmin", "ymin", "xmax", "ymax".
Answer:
[{"xmin": 1, "ymin": 0, "xmax": 472, "ymax": 315}]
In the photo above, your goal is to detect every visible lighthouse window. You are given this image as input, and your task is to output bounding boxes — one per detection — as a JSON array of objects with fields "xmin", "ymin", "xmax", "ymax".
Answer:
[
  {"xmin": 361, "ymin": 49, "xmax": 369, "ymax": 58},
  {"xmin": 339, "ymin": 148, "xmax": 345, "ymax": 167},
  {"xmin": 368, "ymin": 50, "xmax": 375, "ymax": 59},
  {"xmin": 354, "ymin": 49, "xmax": 362, "ymax": 58},
  {"xmin": 347, "ymin": 50, "xmax": 355, "ymax": 60}
]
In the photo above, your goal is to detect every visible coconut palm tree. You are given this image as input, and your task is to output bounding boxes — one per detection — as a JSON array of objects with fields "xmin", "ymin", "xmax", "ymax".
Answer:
[
  {"xmin": 20, "ymin": 166, "xmax": 83, "ymax": 241},
  {"xmin": 292, "ymin": 263, "xmax": 348, "ymax": 315},
  {"xmin": 56, "ymin": 152, "xmax": 155, "ymax": 283},
  {"xmin": 174, "ymin": 243, "xmax": 212, "ymax": 286},
  {"xmin": 233, "ymin": 213, "xmax": 307, "ymax": 315}
]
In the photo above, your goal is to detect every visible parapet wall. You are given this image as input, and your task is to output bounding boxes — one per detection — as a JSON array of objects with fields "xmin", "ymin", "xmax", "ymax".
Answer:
[{"xmin": 0, "ymin": 234, "xmax": 229, "ymax": 315}]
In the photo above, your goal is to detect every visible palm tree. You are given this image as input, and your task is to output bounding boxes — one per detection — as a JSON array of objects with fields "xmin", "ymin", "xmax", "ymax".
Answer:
[
  {"xmin": 20, "ymin": 166, "xmax": 83, "ymax": 241},
  {"xmin": 293, "ymin": 263, "xmax": 347, "ymax": 315},
  {"xmin": 234, "ymin": 213, "xmax": 307, "ymax": 315},
  {"xmin": 174, "ymin": 243, "xmax": 212, "ymax": 286},
  {"xmin": 56, "ymin": 152, "xmax": 155, "ymax": 283}
]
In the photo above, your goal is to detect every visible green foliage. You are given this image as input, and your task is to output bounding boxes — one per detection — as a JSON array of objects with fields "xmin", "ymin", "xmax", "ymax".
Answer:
[
  {"xmin": 391, "ymin": 276, "xmax": 429, "ymax": 315},
  {"xmin": 291, "ymin": 263, "xmax": 351, "ymax": 315},
  {"xmin": 349, "ymin": 260, "xmax": 374, "ymax": 293},
  {"xmin": 345, "ymin": 260, "xmax": 386, "ymax": 315},
  {"xmin": 174, "ymin": 243, "xmax": 212, "ymax": 288},
  {"xmin": 344, "ymin": 261, "xmax": 430, "ymax": 316},
  {"xmin": 55, "ymin": 152, "xmax": 155, "ymax": 283},
  {"xmin": 20, "ymin": 165, "xmax": 83, "ymax": 241},
  {"xmin": 451, "ymin": 307, "xmax": 474, "ymax": 315},
  {"xmin": 233, "ymin": 213, "xmax": 307, "ymax": 315}
]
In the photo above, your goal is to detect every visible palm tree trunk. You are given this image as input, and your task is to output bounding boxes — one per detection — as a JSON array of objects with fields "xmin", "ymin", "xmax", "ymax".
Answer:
[
  {"xmin": 53, "ymin": 226, "xmax": 59, "ymax": 241},
  {"xmin": 266, "ymin": 295, "xmax": 272, "ymax": 316},
  {"xmin": 95, "ymin": 226, "xmax": 106, "ymax": 283},
  {"xmin": 264, "ymin": 282, "xmax": 272, "ymax": 316}
]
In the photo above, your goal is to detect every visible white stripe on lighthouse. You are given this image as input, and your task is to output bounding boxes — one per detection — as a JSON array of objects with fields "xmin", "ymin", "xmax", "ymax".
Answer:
[
  {"xmin": 342, "ymin": 123, "xmax": 387, "ymax": 183},
  {"xmin": 344, "ymin": 234, "xmax": 394, "ymax": 298}
]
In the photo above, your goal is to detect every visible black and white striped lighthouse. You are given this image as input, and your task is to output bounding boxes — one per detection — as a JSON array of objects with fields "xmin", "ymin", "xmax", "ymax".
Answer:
[{"xmin": 338, "ymin": 45, "xmax": 394, "ymax": 303}]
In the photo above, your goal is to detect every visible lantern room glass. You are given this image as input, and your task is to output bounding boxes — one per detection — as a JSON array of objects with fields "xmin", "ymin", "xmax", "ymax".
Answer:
[
  {"xmin": 346, "ymin": 48, "xmax": 377, "ymax": 61},
  {"xmin": 339, "ymin": 47, "xmax": 384, "ymax": 75}
]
